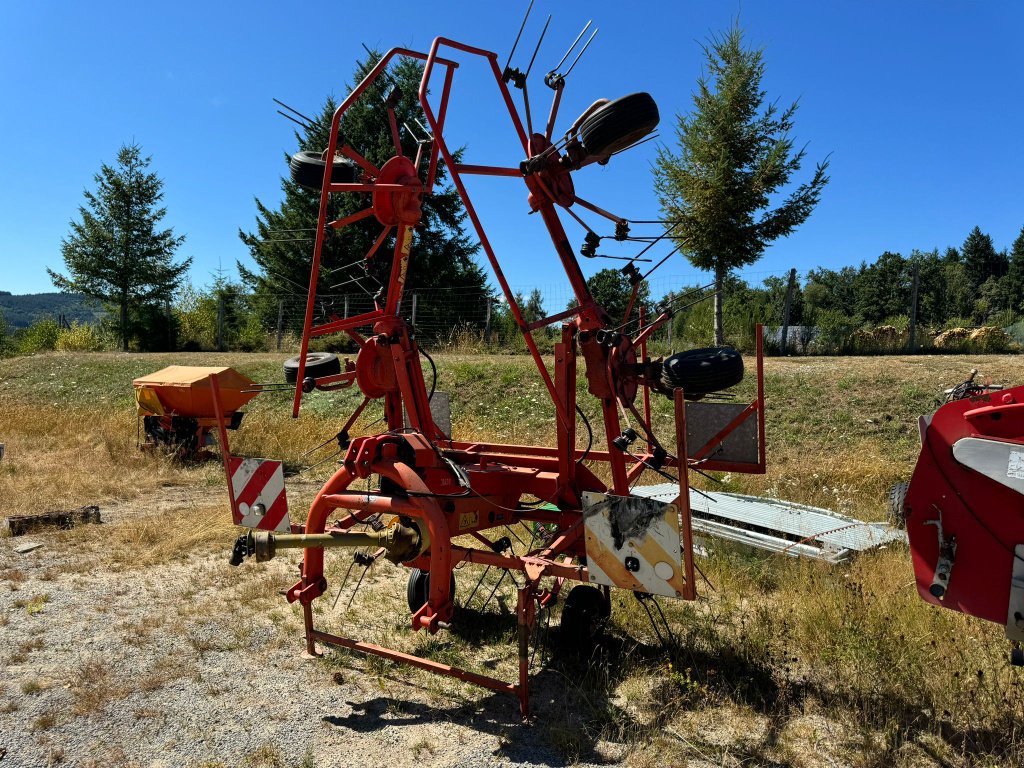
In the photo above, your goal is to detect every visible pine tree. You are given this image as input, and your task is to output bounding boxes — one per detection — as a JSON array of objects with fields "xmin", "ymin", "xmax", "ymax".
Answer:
[
  {"xmin": 49, "ymin": 144, "xmax": 189, "ymax": 351},
  {"xmin": 653, "ymin": 25, "xmax": 829, "ymax": 344},
  {"xmin": 239, "ymin": 53, "xmax": 487, "ymax": 338},
  {"xmin": 1001, "ymin": 226, "xmax": 1024, "ymax": 313},
  {"xmin": 961, "ymin": 226, "xmax": 1008, "ymax": 298}
]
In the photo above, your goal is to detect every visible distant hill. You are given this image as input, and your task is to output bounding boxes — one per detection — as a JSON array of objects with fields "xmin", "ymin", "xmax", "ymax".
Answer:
[{"xmin": 0, "ymin": 291, "xmax": 106, "ymax": 328}]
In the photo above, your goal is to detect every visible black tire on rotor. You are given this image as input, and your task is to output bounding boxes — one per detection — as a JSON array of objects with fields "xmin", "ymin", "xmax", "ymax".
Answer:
[
  {"xmin": 406, "ymin": 568, "xmax": 457, "ymax": 614},
  {"xmin": 289, "ymin": 151, "xmax": 359, "ymax": 192},
  {"xmin": 283, "ymin": 352, "xmax": 341, "ymax": 384},
  {"xmin": 578, "ymin": 92, "xmax": 659, "ymax": 158},
  {"xmin": 661, "ymin": 347, "xmax": 744, "ymax": 396},
  {"xmin": 558, "ymin": 584, "xmax": 610, "ymax": 652},
  {"xmin": 888, "ymin": 481, "xmax": 910, "ymax": 528}
]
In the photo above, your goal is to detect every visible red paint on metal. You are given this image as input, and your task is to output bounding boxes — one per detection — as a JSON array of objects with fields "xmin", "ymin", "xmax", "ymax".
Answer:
[{"xmin": 236, "ymin": 36, "xmax": 772, "ymax": 716}]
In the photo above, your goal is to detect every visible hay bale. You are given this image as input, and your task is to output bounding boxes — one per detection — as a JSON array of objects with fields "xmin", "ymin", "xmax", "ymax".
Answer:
[
  {"xmin": 934, "ymin": 327, "xmax": 972, "ymax": 350},
  {"xmin": 969, "ymin": 326, "xmax": 1014, "ymax": 353}
]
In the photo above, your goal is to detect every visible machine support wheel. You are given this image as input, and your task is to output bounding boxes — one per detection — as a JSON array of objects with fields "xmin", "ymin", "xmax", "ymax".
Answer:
[
  {"xmin": 661, "ymin": 347, "xmax": 744, "ymax": 396},
  {"xmin": 289, "ymin": 151, "xmax": 359, "ymax": 192},
  {"xmin": 888, "ymin": 481, "xmax": 910, "ymax": 528},
  {"xmin": 577, "ymin": 92, "xmax": 659, "ymax": 158},
  {"xmin": 283, "ymin": 352, "xmax": 341, "ymax": 384},
  {"xmin": 558, "ymin": 584, "xmax": 611, "ymax": 653},
  {"xmin": 406, "ymin": 568, "xmax": 456, "ymax": 614}
]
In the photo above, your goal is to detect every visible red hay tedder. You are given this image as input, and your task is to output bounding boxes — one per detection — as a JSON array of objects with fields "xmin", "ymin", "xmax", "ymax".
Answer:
[
  {"xmin": 212, "ymin": 12, "xmax": 1024, "ymax": 716},
  {"xmin": 217, "ymin": 17, "xmax": 766, "ymax": 716}
]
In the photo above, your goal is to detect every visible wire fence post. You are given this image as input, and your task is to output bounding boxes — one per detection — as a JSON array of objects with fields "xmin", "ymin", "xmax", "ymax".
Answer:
[
  {"xmin": 411, "ymin": 292, "xmax": 418, "ymax": 327},
  {"xmin": 166, "ymin": 299, "xmax": 173, "ymax": 351},
  {"xmin": 781, "ymin": 268, "xmax": 796, "ymax": 354},
  {"xmin": 276, "ymin": 299, "xmax": 284, "ymax": 351},
  {"xmin": 909, "ymin": 261, "xmax": 920, "ymax": 353},
  {"xmin": 484, "ymin": 296, "xmax": 493, "ymax": 343},
  {"xmin": 217, "ymin": 296, "xmax": 225, "ymax": 352},
  {"xmin": 344, "ymin": 295, "xmax": 349, "ymax": 319}
]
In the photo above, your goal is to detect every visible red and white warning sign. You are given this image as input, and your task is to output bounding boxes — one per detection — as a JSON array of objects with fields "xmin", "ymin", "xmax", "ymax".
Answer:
[{"xmin": 227, "ymin": 457, "xmax": 290, "ymax": 532}]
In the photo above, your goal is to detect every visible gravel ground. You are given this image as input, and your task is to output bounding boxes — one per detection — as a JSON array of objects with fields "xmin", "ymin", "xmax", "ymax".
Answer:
[{"xmin": 0, "ymin": 492, "xmax": 637, "ymax": 768}]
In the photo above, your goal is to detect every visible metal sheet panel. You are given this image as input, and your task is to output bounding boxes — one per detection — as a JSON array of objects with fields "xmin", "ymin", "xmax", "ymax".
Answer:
[
  {"xmin": 632, "ymin": 484, "xmax": 905, "ymax": 562},
  {"xmin": 686, "ymin": 402, "xmax": 758, "ymax": 465}
]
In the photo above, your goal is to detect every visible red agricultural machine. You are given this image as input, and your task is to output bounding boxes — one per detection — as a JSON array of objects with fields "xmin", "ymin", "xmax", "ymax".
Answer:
[
  {"xmin": 220, "ymin": 13, "xmax": 767, "ymax": 716},
  {"xmin": 896, "ymin": 370, "xmax": 1024, "ymax": 664}
]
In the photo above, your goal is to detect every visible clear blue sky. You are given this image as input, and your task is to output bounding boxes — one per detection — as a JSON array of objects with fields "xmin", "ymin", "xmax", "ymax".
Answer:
[{"xmin": 2, "ymin": 1, "xmax": 1022, "ymax": 303}]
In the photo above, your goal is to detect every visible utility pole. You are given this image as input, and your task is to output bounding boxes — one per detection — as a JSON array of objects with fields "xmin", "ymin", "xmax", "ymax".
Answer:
[
  {"xmin": 276, "ymin": 299, "xmax": 284, "ymax": 351},
  {"xmin": 780, "ymin": 268, "xmax": 796, "ymax": 354},
  {"xmin": 909, "ymin": 261, "xmax": 920, "ymax": 353}
]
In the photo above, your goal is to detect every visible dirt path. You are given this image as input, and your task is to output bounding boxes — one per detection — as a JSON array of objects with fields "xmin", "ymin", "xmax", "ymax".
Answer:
[{"xmin": 0, "ymin": 486, "xmax": 634, "ymax": 768}]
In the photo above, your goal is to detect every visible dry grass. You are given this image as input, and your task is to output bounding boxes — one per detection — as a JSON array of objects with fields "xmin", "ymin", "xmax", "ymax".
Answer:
[
  {"xmin": 70, "ymin": 658, "xmax": 130, "ymax": 715},
  {"xmin": 3, "ymin": 350, "xmax": 1024, "ymax": 764}
]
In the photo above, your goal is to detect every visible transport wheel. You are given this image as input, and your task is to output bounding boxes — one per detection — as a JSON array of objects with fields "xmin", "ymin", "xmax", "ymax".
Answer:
[
  {"xmin": 289, "ymin": 151, "xmax": 359, "ymax": 192},
  {"xmin": 283, "ymin": 352, "xmax": 341, "ymax": 384},
  {"xmin": 406, "ymin": 568, "xmax": 456, "ymax": 614},
  {"xmin": 559, "ymin": 585, "xmax": 610, "ymax": 652},
  {"xmin": 578, "ymin": 92, "xmax": 659, "ymax": 158},
  {"xmin": 888, "ymin": 481, "xmax": 910, "ymax": 528},
  {"xmin": 661, "ymin": 347, "xmax": 744, "ymax": 396}
]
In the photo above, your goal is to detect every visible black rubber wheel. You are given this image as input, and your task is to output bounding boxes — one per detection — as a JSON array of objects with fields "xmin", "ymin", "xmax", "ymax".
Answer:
[
  {"xmin": 559, "ymin": 584, "xmax": 610, "ymax": 652},
  {"xmin": 662, "ymin": 347, "xmax": 744, "ymax": 395},
  {"xmin": 406, "ymin": 568, "xmax": 456, "ymax": 614},
  {"xmin": 283, "ymin": 352, "xmax": 341, "ymax": 384},
  {"xmin": 289, "ymin": 151, "xmax": 359, "ymax": 192},
  {"xmin": 578, "ymin": 92, "xmax": 659, "ymax": 158},
  {"xmin": 888, "ymin": 481, "xmax": 910, "ymax": 528}
]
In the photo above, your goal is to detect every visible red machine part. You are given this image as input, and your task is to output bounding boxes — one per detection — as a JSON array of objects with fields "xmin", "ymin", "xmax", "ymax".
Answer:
[
  {"xmin": 224, "ymin": 33, "xmax": 768, "ymax": 717},
  {"xmin": 905, "ymin": 386, "xmax": 1024, "ymax": 631}
]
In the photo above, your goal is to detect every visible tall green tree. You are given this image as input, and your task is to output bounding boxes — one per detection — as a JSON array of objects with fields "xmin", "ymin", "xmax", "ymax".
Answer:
[
  {"xmin": 1003, "ymin": 226, "xmax": 1024, "ymax": 313},
  {"xmin": 653, "ymin": 25, "xmax": 829, "ymax": 344},
  {"xmin": 49, "ymin": 144, "xmax": 189, "ymax": 350},
  {"xmin": 239, "ymin": 52, "xmax": 487, "ymax": 337},
  {"xmin": 960, "ymin": 226, "xmax": 1007, "ymax": 297}
]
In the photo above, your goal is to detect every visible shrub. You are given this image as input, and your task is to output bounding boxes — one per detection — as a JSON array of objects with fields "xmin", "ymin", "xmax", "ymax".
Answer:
[
  {"xmin": 55, "ymin": 322, "xmax": 105, "ymax": 352},
  {"xmin": 18, "ymin": 318, "xmax": 60, "ymax": 354},
  {"xmin": 812, "ymin": 309, "xmax": 857, "ymax": 354}
]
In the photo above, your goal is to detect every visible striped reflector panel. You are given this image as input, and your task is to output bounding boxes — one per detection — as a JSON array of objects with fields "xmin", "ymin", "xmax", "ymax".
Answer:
[
  {"xmin": 227, "ymin": 457, "xmax": 290, "ymax": 532},
  {"xmin": 582, "ymin": 492, "xmax": 685, "ymax": 599}
]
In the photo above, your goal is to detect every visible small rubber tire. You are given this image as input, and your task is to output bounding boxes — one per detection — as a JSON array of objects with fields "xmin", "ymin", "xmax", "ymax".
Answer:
[
  {"xmin": 559, "ymin": 584, "xmax": 610, "ymax": 651},
  {"xmin": 406, "ymin": 568, "xmax": 456, "ymax": 614},
  {"xmin": 662, "ymin": 347, "xmax": 744, "ymax": 395},
  {"xmin": 888, "ymin": 481, "xmax": 910, "ymax": 528},
  {"xmin": 283, "ymin": 352, "xmax": 341, "ymax": 384},
  {"xmin": 578, "ymin": 92, "xmax": 659, "ymax": 158},
  {"xmin": 289, "ymin": 151, "xmax": 359, "ymax": 192}
]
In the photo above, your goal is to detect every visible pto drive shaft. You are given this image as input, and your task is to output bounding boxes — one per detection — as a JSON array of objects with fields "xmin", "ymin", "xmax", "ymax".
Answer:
[{"xmin": 229, "ymin": 518, "xmax": 426, "ymax": 566}]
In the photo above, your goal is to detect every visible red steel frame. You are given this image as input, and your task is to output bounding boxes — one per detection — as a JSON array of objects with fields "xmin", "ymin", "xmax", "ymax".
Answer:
[{"xmin": 240, "ymin": 37, "xmax": 766, "ymax": 717}]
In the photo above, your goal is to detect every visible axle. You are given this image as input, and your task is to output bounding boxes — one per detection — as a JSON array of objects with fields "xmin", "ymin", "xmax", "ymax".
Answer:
[{"xmin": 229, "ymin": 517, "xmax": 426, "ymax": 566}]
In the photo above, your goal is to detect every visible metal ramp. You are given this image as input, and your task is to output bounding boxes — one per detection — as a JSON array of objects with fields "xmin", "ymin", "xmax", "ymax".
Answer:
[{"xmin": 632, "ymin": 484, "xmax": 906, "ymax": 563}]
